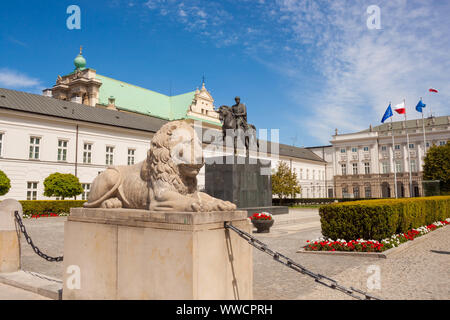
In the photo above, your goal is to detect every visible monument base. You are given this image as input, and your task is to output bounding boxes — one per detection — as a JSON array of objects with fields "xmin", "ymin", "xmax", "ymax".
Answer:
[
  {"xmin": 63, "ymin": 208, "xmax": 253, "ymax": 300},
  {"xmin": 205, "ymin": 156, "xmax": 272, "ymax": 209}
]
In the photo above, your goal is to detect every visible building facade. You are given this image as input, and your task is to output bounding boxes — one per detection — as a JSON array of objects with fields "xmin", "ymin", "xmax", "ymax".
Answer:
[
  {"xmin": 0, "ymin": 51, "xmax": 326, "ymax": 201},
  {"xmin": 309, "ymin": 117, "xmax": 450, "ymax": 198}
]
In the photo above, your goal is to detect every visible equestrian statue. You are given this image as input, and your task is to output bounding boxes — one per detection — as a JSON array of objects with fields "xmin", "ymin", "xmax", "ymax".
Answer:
[{"xmin": 217, "ymin": 96, "xmax": 259, "ymax": 156}]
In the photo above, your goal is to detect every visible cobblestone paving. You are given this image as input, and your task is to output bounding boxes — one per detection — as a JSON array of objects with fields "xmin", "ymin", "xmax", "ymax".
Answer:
[
  {"xmin": 20, "ymin": 217, "xmax": 65, "ymax": 279},
  {"xmin": 297, "ymin": 227, "xmax": 450, "ymax": 300},
  {"xmin": 18, "ymin": 210, "xmax": 450, "ymax": 300}
]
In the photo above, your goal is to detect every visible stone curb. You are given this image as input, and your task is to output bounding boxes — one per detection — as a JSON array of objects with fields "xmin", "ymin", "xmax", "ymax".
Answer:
[
  {"xmin": 296, "ymin": 225, "xmax": 449, "ymax": 259},
  {"xmin": 0, "ymin": 271, "xmax": 62, "ymax": 300}
]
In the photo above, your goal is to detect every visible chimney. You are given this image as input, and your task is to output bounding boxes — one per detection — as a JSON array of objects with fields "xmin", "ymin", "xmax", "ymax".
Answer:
[
  {"xmin": 42, "ymin": 89, "xmax": 53, "ymax": 97},
  {"xmin": 107, "ymin": 97, "xmax": 117, "ymax": 110},
  {"xmin": 71, "ymin": 95, "xmax": 82, "ymax": 104}
]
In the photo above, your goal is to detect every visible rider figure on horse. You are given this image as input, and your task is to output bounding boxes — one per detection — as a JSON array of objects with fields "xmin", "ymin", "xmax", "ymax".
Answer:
[{"xmin": 231, "ymin": 96, "xmax": 248, "ymax": 132}]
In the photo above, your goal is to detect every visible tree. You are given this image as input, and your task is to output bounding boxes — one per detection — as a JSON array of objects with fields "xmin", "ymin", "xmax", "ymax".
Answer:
[
  {"xmin": 272, "ymin": 161, "xmax": 301, "ymax": 203},
  {"xmin": 423, "ymin": 142, "xmax": 450, "ymax": 193},
  {"xmin": 43, "ymin": 173, "xmax": 83, "ymax": 200},
  {"xmin": 0, "ymin": 170, "xmax": 11, "ymax": 196}
]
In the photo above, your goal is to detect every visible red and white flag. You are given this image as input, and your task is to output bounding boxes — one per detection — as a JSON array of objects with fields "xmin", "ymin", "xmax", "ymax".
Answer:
[
  {"xmin": 394, "ymin": 101, "xmax": 406, "ymax": 114},
  {"xmin": 429, "ymin": 88, "xmax": 438, "ymax": 93}
]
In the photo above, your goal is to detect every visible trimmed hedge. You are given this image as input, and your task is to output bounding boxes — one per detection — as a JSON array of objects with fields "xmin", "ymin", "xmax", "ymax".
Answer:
[
  {"xmin": 19, "ymin": 200, "xmax": 86, "ymax": 217},
  {"xmin": 272, "ymin": 197, "xmax": 380, "ymax": 206},
  {"xmin": 319, "ymin": 196, "xmax": 450, "ymax": 241}
]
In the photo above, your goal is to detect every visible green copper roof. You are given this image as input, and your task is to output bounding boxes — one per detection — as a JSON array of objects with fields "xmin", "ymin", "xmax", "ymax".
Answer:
[{"xmin": 96, "ymin": 74, "xmax": 195, "ymax": 121}]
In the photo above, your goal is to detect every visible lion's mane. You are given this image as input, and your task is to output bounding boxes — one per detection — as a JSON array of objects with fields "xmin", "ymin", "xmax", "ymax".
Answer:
[{"xmin": 141, "ymin": 121, "xmax": 198, "ymax": 195}]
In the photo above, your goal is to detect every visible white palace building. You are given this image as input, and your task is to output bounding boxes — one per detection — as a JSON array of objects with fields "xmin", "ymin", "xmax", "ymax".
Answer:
[{"xmin": 0, "ymin": 51, "xmax": 328, "ymax": 201}]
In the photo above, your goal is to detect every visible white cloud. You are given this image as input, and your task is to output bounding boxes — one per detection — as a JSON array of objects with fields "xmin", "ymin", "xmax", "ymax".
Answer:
[
  {"xmin": 0, "ymin": 69, "xmax": 41, "ymax": 88},
  {"xmin": 270, "ymin": 0, "xmax": 450, "ymax": 143},
  {"xmin": 140, "ymin": 0, "xmax": 450, "ymax": 144}
]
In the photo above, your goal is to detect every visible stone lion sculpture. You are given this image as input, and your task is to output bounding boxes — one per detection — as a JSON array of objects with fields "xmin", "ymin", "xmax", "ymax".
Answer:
[{"xmin": 84, "ymin": 120, "xmax": 236, "ymax": 212}]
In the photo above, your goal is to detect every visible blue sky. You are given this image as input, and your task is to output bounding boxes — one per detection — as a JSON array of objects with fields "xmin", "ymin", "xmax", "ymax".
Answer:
[{"xmin": 1, "ymin": 0, "xmax": 449, "ymax": 146}]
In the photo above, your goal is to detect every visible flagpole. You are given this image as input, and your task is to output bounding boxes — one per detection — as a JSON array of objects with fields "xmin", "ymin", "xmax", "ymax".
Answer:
[
  {"xmin": 390, "ymin": 111, "xmax": 398, "ymax": 199},
  {"xmin": 404, "ymin": 99, "xmax": 413, "ymax": 197},
  {"xmin": 420, "ymin": 97, "xmax": 428, "ymax": 154}
]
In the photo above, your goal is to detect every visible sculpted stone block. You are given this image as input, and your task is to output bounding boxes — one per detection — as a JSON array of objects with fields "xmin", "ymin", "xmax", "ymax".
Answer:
[
  {"xmin": 63, "ymin": 208, "xmax": 253, "ymax": 300},
  {"xmin": 84, "ymin": 120, "xmax": 236, "ymax": 212}
]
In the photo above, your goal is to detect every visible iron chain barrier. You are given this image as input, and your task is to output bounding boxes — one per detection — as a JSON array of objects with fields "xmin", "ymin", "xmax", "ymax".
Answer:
[
  {"xmin": 225, "ymin": 222, "xmax": 381, "ymax": 300},
  {"xmin": 14, "ymin": 211, "xmax": 63, "ymax": 262}
]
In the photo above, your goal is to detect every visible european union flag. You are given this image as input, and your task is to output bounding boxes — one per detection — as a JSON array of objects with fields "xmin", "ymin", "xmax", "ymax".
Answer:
[
  {"xmin": 381, "ymin": 104, "xmax": 393, "ymax": 123},
  {"xmin": 416, "ymin": 100, "xmax": 426, "ymax": 113}
]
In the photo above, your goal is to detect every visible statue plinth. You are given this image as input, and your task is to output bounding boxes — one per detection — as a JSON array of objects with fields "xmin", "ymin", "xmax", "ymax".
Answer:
[
  {"xmin": 205, "ymin": 156, "xmax": 288, "ymax": 216},
  {"xmin": 62, "ymin": 208, "xmax": 253, "ymax": 300}
]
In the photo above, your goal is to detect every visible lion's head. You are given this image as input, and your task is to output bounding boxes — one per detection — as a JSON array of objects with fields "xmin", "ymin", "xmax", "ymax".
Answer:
[{"xmin": 141, "ymin": 120, "xmax": 204, "ymax": 195}]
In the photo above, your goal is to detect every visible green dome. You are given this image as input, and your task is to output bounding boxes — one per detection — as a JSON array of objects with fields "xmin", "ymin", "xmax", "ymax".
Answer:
[{"xmin": 74, "ymin": 54, "xmax": 86, "ymax": 70}]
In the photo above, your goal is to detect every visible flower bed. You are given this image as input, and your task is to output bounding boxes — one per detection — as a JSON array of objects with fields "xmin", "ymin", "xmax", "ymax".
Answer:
[
  {"xmin": 249, "ymin": 212, "xmax": 273, "ymax": 220},
  {"xmin": 304, "ymin": 218, "xmax": 450, "ymax": 252},
  {"xmin": 25, "ymin": 212, "xmax": 70, "ymax": 219}
]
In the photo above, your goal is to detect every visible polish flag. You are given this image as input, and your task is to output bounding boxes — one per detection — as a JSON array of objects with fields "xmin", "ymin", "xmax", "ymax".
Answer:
[
  {"xmin": 394, "ymin": 101, "xmax": 406, "ymax": 114},
  {"xmin": 429, "ymin": 88, "xmax": 438, "ymax": 93}
]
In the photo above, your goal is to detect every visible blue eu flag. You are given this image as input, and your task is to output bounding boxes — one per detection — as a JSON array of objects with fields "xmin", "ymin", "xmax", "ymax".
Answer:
[
  {"xmin": 415, "ymin": 100, "xmax": 426, "ymax": 113},
  {"xmin": 381, "ymin": 104, "xmax": 393, "ymax": 123}
]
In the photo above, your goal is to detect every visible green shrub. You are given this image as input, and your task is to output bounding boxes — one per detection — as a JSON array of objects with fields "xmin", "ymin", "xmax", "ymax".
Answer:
[
  {"xmin": 319, "ymin": 196, "xmax": 450, "ymax": 241},
  {"xmin": 19, "ymin": 200, "xmax": 86, "ymax": 217},
  {"xmin": 43, "ymin": 173, "xmax": 83, "ymax": 199},
  {"xmin": 0, "ymin": 170, "xmax": 11, "ymax": 196}
]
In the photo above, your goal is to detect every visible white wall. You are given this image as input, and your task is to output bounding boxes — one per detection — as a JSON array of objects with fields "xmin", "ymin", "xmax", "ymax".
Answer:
[
  {"xmin": 0, "ymin": 109, "xmax": 327, "ymax": 201},
  {"xmin": 0, "ymin": 110, "xmax": 152, "ymax": 201}
]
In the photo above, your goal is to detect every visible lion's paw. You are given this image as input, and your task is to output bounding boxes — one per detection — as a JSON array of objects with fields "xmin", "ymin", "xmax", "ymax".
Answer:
[{"xmin": 100, "ymin": 198, "xmax": 123, "ymax": 209}]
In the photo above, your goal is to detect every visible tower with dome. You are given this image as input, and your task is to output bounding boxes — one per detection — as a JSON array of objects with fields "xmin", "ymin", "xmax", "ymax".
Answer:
[{"xmin": 43, "ymin": 47, "xmax": 221, "ymax": 126}]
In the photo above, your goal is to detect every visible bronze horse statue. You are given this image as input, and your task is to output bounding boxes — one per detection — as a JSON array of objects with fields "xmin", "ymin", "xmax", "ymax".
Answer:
[{"xmin": 217, "ymin": 105, "xmax": 259, "ymax": 155}]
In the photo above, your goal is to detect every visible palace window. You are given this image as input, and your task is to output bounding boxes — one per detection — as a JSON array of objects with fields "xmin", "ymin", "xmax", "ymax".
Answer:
[
  {"xmin": 81, "ymin": 183, "xmax": 91, "ymax": 201},
  {"xmin": 106, "ymin": 146, "xmax": 114, "ymax": 165},
  {"xmin": 340, "ymin": 148, "xmax": 346, "ymax": 153},
  {"xmin": 57, "ymin": 140, "xmax": 68, "ymax": 161},
  {"xmin": 395, "ymin": 160, "xmax": 402, "ymax": 173},
  {"xmin": 341, "ymin": 164, "xmax": 347, "ymax": 176},
  {"xmin": 439, "ymin": 141, "xmax": 447, "ymax": 146},
  {"xmin": 382, "ymin": 162, "xmax": 390, "ymax": 174},
  {"xmin": 364, "ymin": 162, "xmax": 370, "ymax": 175},
  {"xmin": 351, "ymin": 147, "xmax": 358, "ymax": 153},
  {"xmin": 127, "ymin": 148, "xmax": 135, "ymax": 165},
  {"xmin": 313, "ymin": 170, "xmax": 316, "ymax": 180},
  {"xmin": 395, "ymin": 144, "xmax": 401, "ymax": 150},
  {"xmin": 300, "ymin": 169, "xmax": 303, "ymax": 180},
  {"xmin": 352, "ymin": 163, "xmax": 358, "ymax": 175},
  {"xmin": 410, "ymin": 159, "xmax": 417, "ymax": 172},
  {"xmin": 0, "ymin": 133, "xmax": 3, "ymax": 156},
  {"xmin": 27, "ymin": 182, "xmax": 38, "ymax": 200},
  {"xmin": 365, "ymin": 186, "xmax": 372, "ymax": 198},
  {"xmin": 409, "ymin": 143, "xmax": 415, "ymax": 149},
  {"xmin": 83, "ymin": 143, "xmax": 92, "ymax": 164},
  {"xmin": 363, "ymin": 146, "xmax": 369, "ymax": 152},
  {"xmin": 381, "ymin": 146, "xmax": 387, "ymax": 151},
  {"xmin": 306, "ymin": 169, "xmax": 309, "ymax": 180},
  {"xmin": 353, "ymin": 186, "xmax": 360, "ymax": 198},
  {"xmin": 29, "ymin": 137, "xmax": 40, "ymax": 159}
]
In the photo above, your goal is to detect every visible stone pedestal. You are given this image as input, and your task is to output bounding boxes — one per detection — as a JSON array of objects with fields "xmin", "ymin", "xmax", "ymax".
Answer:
[
  {"xmin": 62, "ymin": 208, "xmax": 253, "ymax": 300},
  {"xmin": 0, "ymin": 199, "xmax": 22, "ymax": 273},
  {"xmin": 205, "ymin": 156, "xmax": 288, "ymax": 215}
]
